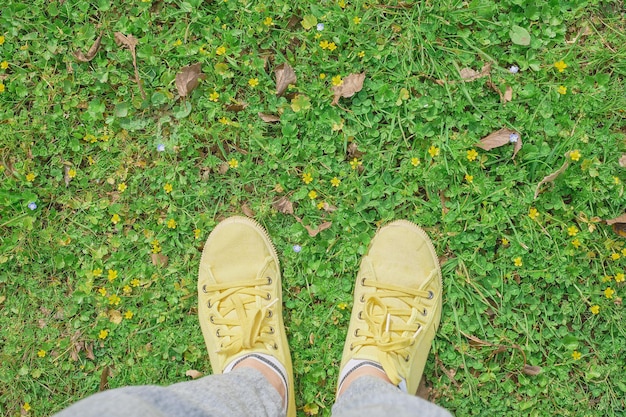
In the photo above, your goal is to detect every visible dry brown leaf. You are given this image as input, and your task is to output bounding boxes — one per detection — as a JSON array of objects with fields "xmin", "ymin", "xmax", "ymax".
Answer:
[
  {"xmin": 185, "ymin": 369, "xmax": 203, "ymax": 379},
  {"xmin": 150, "ymin": 253, "xmax": 169, "ymax": 267},
  {"xmin": 218, "ymin": 162, "xmax": 229, "ymax": 175},
  {"xmin": 347, "ymin": 142, "xmax": 365, "ymax": 159},
  {"xmin": 99, "ymin": 366, "xmax": 111, "ymax": 391},
  {"xmin": 320, "ymin": 202, "xmax": 337, "ymax": 213},
  {"xmin": 258, "ymin": 112, "xmax": 281, "ymax": 123},
  {"xmin": 534, "ymin": 160, "xmax": 569, "ymax": 199},
  {"xmin": 476, "ymin": 128, "xmax": 522, "ymax": 159},
  {"xmin": 107, "ymin": 309, "xmax": 123, "ymax": 325},
  {"xmin": 502, "ymin": 85, "xmax": 513, "ymax": 103},
  {"xmin": 114, "ymin": 32, "xmax": 146, "ymax": 99},
  {"xmin": 74, "ymin": 32, "xmax": 103, "ymax": 62},
  {"xmin": 275, "ymin": 62, "xmax": 297, "ymax": 97},
  {"xmin": 606, "ymin": 213, "xmax": 626, "ymax": 237},
  {"xmin": 176, "ymin": 63, "xmax": 205, "ymax": 98},
  {"xmin": 459, "ymin": 63, "xmax": 491, "ymax": 81},
  {"xmin": 242, "ymin": 203, "xmax": 255, "ymax": 218},
  {"xmin": 225, "ymin": 102, "xmax": 248, "ymax": 112},
  {"xmin": 85, "ymin": 343, "xmax": 95, "ymax": 360},
  {"xmin": 332, "ymin": 73, "xmax": 365, "ymax": 105},
  {"xmin": 619, "ymin": 154, "xmax": 626, "ymax": 168},
  {"xmin": 522, "ymin": 365, "xmax": 542, "ymax": 376},
  {"xmin": 273, "ymin": 196, "xmax": 294, "ymax": 214},
  {"xmin": 300, "ymin": 219, "xmax": 332, "ymax": 237}
]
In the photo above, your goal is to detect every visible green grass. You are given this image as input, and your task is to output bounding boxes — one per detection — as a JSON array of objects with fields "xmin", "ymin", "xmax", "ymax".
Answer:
[{"xmin": 1, "ymin": 0, "xmax": 626, "ymax": 415}]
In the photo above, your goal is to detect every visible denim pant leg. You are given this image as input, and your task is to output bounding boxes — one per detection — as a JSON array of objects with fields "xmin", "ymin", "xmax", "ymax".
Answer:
[
  {"xmin": 52, "ymin": 368, "xmax": 284, "ymax": 417},
  {"xmin": 331, "ymin": 376, "xmax": 453, "ymax": 417}
]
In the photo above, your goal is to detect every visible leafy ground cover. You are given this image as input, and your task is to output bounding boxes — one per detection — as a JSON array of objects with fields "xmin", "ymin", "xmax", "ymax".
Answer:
[{"xmin": 1, "ymin": 0, "xmax": 625, "ymax": 415}]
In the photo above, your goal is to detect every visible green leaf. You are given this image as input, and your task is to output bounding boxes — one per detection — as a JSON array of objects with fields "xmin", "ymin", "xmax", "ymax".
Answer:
[{"xmin": 510, "ymin": 25, "xmax": 531, "ymax": 45}]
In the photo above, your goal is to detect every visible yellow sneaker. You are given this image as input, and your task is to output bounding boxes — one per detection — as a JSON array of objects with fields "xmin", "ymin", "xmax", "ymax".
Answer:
[
  {"xmin": 198, "ymin": 216, "xmax": 295, "ymax": 417},
  {"xmin": 338, "ymin": 220, "xmax": 442, "ymax": 395}
]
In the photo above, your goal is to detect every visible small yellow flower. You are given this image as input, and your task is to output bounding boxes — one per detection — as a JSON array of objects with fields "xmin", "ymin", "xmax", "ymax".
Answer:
[
  {"xmin": 557, "ymin": 85, "xmax": 567, "ymax": 95},
  {"xmin": 572, "ymin": 351, "xmax": 581, "ymax": 360},
  {"xmin": 209, "ymin": 91, "xmax": 219, "ymax": 102},
  {"xmin": 218, "ymin": 117, "xmax": 230, "ymax": 124},
  {"xmin": 263, "ymin": 17, "xmax": 273, "ymax": 26},
  {"xmin": 194, "ymin": 228, "xmax": 202, "ymax": 239},
  {"xmin": 308, "ymin": 190, "xmax": 318, "ymax": 199},
  {"xmin": 108, "ymin": 294, "xmax": 121, "ymax": 305},
  {"xmin": 302, "ymin": 172, "xmax": 313, "ymax": 184},
  {"xmin": 604, "ymin": 287, "xmax": 615, "ymax": 299},
  {"xmin": 118, "ymin": 182, "xmax": 127, "ymax": 192},
  {"xmin": 317, "ymin": 201, "xmax": 326, "ymax": 210},
  {"xmin": 554, "ymin": 60, "xmax": 567, "ymax": 72},
  {"xmin": 123, "ymin": 285, "xmax": 132, "ymax": 295},
  {"xmin": 167, "ymin": 219, "xmax": 177, "ymax": 229},
  {"xmin": 590, "ymin": 305, "xmax": 600, "ymax": 315},
  {"xmin": 349, "ymin": 158, "xmax": 362, "ymax": 170},
  {"xmin": 68, "ymin": 168, "xmax": 77, "ymax": 178},
  {"xmin": 615, "ymin": 273, "xmax": 625, "ymax": 283},
  {"xmin": 228, "ymin": 158, "xmax": 238, "ymax": 168},
  {"xmin": 613, "ymin": 176, "xmax": 620, "ymax": 185},
  {"xmin": 466, "ymin": 149, "xmax": 478, "ymax": 162},
  {"xmin": 0, "ymin": 36, "xmax": 5, "ymax": 45},
  {"xmin": 84, "ymin": 134, "xmax": 97, "ymax": 143},
  {"xmin": 26, "ymin": 172, "xmax": 36, "ymax": 182},
  {"xmin": 23, "ymin": 403, "xmax": 31, "ymax": 412},
  {"xmin": 319, "ymin": 73, "xmax": 326, "ymax": 79},
  {"xmin": 353, "ymin": 16, "xmax": 362, "ymax": 24},
  {"xmin": 151, "ymin": 244, "xmax": 161, "ymax": 254},
  {"xmin": 216, "ymin": 46, "xmax": 226, "ymax": 55},
  {"xmin": 37, "ymin": 349, "xmax": 46, "ymax": 358},
  {"xmin": 611, "ymin": 253, "xmax": 621, "ymax": 261},
  {"xmin": 248, "ymin": 78, "xmax": 259, "ymax": 87},
  {"xmin": 98, "ymin": 287, "xmax": 107, "ymax": 296},
  {"xmin": 602, "ymin": 275, "xmax": 613, "ymax": 283},
  {"xmin": 0, "ymin": 83, "xmax": 4, "ymax": 93},
  {"xmin": 428, "ymin": 145, "xmax": 440, "ymax": 157},
  {"xmin": 338, "ymin": 0, "xmax": 346, "ymax": 8},
  {"xmin": 93, "ymin": 268, "xmax": 103, "ymax": 277},
  {"xmin": 501, "ymin": 238, "xmax": 510, "ymax": 246},
  {"xmin": 332, "ymin": 75, "xmax": 343, "ymax": 86},
  {"xmin": 173, "ymin": 39, "xmax": 182, "ymax": 46},
  {"xmin": 87, "ymin": 156, "xmax": 95, "ymax": 165},
  {"xmin": 572, "ymin": 238, "xmax": 581, "ymax": 248},
  {"xmin": 164, "ymin": 183, "xmax": 173, "ymax": 193},
  {"xmin": 567, "ymin": 225, "xmax": 579, "ymax": 236},
  {"xmin": 0, "ymin": 61, "xmax": 7, "ymax": 69},
  {"xmin": 411, "ymin": 157, "xmax": 420, "ymax": 167},
  {"xmin": 569, "ymin": 150, "xmax": 581, "ymax": 161},
  {"xmin": 358, "ymin": 51, "xmax": 365, "ymax": 58},
  {"xmin": 319, "ymin": 40, "xmax": 329, "ymax": 49},
  {"xmin": 528, "ymin": 208, "xmax": 539, "ymax": 220},
  {"xmin": 337, "ymin": 302, "xmax": 348, "ymax": 310},
  {"xmin": 131, "ymin": 278, "xmax": 140, "ymax": 287},
  {"xmin": 111, "ymin": 214, "xmax": 121, "ymax": 224},
  {"xmin": 99, "ymin": 329, "xmax": 109, "ymax": 339},
  {"xmin": 108, "ymin": 269, "xmax": 118, "ymax": 282},
  {"xmin": 514, "ymin": 257, "xmax": 523, "ymax": 267},
  {"xmin": 331, "ymin": 177, "xmax": 341, "ymax": 187},
  {"xmin": 327, "ymin": 42, "xmax": 337, "ymax": 51},
  {"xmin": 124, "ymin": 310, "xmax": 134, "ymax": 319},
  {"xmin": 464, "ymin": 174, "xmax": 473, "ymax": 183}
]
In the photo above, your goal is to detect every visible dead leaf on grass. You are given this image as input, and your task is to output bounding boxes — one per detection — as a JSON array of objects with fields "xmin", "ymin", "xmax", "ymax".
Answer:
[
  {"xmin": 606, "ymin": 213, "xmax": 626, "ymax": 237},
  {"xmin": 347, "ymin": 142, "xmax": 364, "ymax": 159},
  {"xmin": 295, "ymin": 217, "xmax": 332, "ymax": 237},
  {"xmin": 218, "ymin": 162, "xmax": 229, "ymax": 175},
  {"xmin": 275, "ymin": 62, "xmax": 297, "ymax": 97},
  {"xmin": 258, "ymin": 112, "xmax": 281, "ymax": 123},
  {"xmin": 476, "ymin": 128, "xmax": 522, "ymax": 159},
  {"xmin": 107, "ymin": 309, "xmax": 123, "ymax": 325},
  {"xmin": 63, "ymin": 165, "xmax": 73, "ymax": 187},
  {"xmin": 114, "ymin": 32, "xmax": 146, "ymax": 99},
  {"xmin": 151, "ymin": 253, "xmax": 169, "ymax": 267},
  {"xmin": 225, "ymin": 102, "xmax": 248, "ymax": 112},
  {"xmin": 522, "ymin": 365, "xmax": 542, "ymax": 376},
  {"xmin": 185, "ymin": 369, "xmax": 203, "ymax": 379},
  {"xmin": 273, "ymin": 196, "xmax": 294, "ymax": 214},
  {"xmin": 503, "ymin": 85, "xmax": 513, "ymax": 103},
  {"xmin": 242, "ymin": 203, "xmax": 255, "ymax": 217},
  {"xmin": 534, "ymin": 160, "xmax": 569, "ymax": 199},
  {"xmin": 99, "ymin": 366, "xmax": 111, "ymax": 391},
  {"xmin": 459, "ymin": 63, "xmax": 491, "ymax": 81},
  {"xmin": 332, "ymin": 73, "xmax": 365, "ymax": 105},
  {"xmin": 74, "ymin": 32, "xmax": 103, "ymax": 62},
  {"xmin": 619, "ymin": 154, "xmax": 626, "ymax": 168},
  {"xmin": 176, "ymin": 63, "xmax": 205, "ymax": 98}
]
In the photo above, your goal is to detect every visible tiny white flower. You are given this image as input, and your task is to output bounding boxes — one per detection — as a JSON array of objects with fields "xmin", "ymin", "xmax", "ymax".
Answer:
[
  {"xmin": 509, "ymin": 133, "xmax": 519, "ymax": 143},
  {"xmin": 28, "ymin": 202, "xmax": 37, "ymax": 210},
  {"xmin": 509, "ymin": 65, "xmax": 519, "ymax": 74},
  {"xmin": 157, "ymin": 144, "xmax": 166, "ymax": 152},
  {"xmin": 317, "ymin": 23, "xmax": 324, "ymax": 31},
  {"xmin": 292, "ymin": 245, "xmax": 302, "ymax": 253}
]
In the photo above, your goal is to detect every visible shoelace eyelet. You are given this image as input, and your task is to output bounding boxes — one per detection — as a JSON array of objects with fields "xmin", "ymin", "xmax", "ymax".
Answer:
[
  {"xmin": 404, "ymin": 355, "xmax": 410, "ymax": 362},
  {"xmin": 349, "ymin": 343, "xmax": 354, "ymax": 351},
  {"xmin": 357, "ymin": 311, "xmax": 363, "ymax": 320},
  {"xmin": 202, "ymin": 284, "xmax": 207, "ymax": 293},
  {"xmin": 216, "ymin": 329, "xmax": 221, "ymax": 337},
  {"xmin": 266, "ymin": 293, "xmax": 272, "ymax": 300},
  {"xmin": 354, "ymin": 328, "xmax": 359, "ymax": 337},
  {"xmin": 266, "ymin": 310, "xmax": 273, "ymax": 318},
  {"xmin": 422, "ymin": 308, "xmax": 427, "ymax": 316},
  {"xmin": 207, "ymin": 300, "xmax": 212, "ymax": 308},
  {"xmin": 361, "ymin": 277, "xmax": 367, "ymax": 286},
  {"xmin": 427, "ymin": 290, "xmax": 434, "ymax": 300},
  {"xmin": 268, "ymin": 326, "xmax": 275, "ymax": 334},
  {"xmin": 210, "ymin": 316, "xmax": 215, "ymax": 324},
  {"xmin": 266, "ymin": 277, "xmax": 272, "ymax": 285},
  {"xmin": 359, "ymin": 294, "xmax": 365, "ymax": 303},
  {"xmin": 272, "ymin": 343, "xmax": 278, "ymax": 350}
]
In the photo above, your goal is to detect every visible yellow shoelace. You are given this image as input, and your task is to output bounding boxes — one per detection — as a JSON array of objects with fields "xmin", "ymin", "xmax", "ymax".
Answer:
[
  {"xmin": 204, "ymin": 276, "xmax": 277, "ymax": 356},
  {"xmin": 352, "ymin": 272, "xmax": 436, "ymax": 384}
]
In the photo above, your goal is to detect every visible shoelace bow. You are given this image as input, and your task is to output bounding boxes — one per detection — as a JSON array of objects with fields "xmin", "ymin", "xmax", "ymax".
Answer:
[
  {"xmin": 204, "ymin": 265, "xmax": 277, "ymax": 356},
  {"xmin": 353, "ymin": 270, "xmax": 437, "ymax": 384}
]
